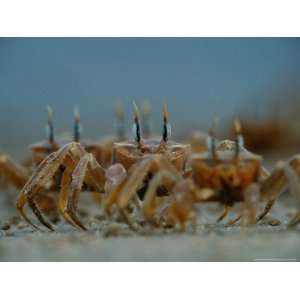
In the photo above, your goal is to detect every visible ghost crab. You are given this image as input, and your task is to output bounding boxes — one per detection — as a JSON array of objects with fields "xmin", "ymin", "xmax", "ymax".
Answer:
[
  {"xmin": 166, "ymin": 120, "xmax": 300, "ymax": 228},
  {"xmin": 212, "ymin": 124, "xmax": 300, "ymax": 228},
  {"xmin": 16, "ymin": 105, "xmax": 126, "ymax": 231},
  {"xmin": 17, "ymin": 141, "xmax": 107, "ymax": 231},
  {"xmin": 189, "ymin": 121, "xmax": 266, "ymax": 226},
  {"xmin": 104, "ymin": 103, "xmax": 190, "ymax": 230}
]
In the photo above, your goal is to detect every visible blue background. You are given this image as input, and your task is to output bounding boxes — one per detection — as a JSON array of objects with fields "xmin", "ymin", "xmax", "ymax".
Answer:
[{"xmin": 0, "ymin": 38, "xmax": 299, "ymax": 157}]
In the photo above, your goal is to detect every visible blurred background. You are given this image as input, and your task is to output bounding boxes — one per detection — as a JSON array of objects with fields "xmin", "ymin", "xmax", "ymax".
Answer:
[{"xmin": 0, "ymin": 38, "xmax": 300, "ymax": 158}]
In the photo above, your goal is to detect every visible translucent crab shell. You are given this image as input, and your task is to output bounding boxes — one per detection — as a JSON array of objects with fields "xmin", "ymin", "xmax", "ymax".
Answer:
[
  {"xmin": 112, "ymin": 139, "xmax": 190, "ymax": 171},
  {"xmin": 191, "ymin": 139, "xmax": 264, "ymax": 189},
  {"xmin": 30, "ymin": 138, "xmax": 109, "ymax": 166}
]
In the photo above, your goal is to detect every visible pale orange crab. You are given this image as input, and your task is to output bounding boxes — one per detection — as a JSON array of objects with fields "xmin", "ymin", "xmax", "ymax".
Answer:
[
  {"xmin": 104, "ymin": 103, "xmax": 190, "ymax": 230},
  {"xmin": 158, "ymin": 120, "xmax": 300, "ymax": 229},
  {"xmin": 189, "ymin": 121, "xmax": 266, "ymax": 226},
  {"xmin": 195, "ymin": 121, "xmax": 300, "ymax": 227},
  {"xmin": 16, "ymin": 105, "xmax": 126, "ymax": 231},
  {"xmin": 17, "ymin": 140, "xmax": 107, "ymax": 231}
]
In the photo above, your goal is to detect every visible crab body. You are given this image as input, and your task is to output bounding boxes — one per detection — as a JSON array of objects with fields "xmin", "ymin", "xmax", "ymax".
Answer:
[{"xmin": 191, "ymin": 150, "xmax": 262, "ymax": 207}]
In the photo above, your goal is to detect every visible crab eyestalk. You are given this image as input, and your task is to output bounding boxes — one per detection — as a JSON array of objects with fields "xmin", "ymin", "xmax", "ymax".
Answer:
[
  {"xmin": 46, "ymin": 105, "xmax": 55, "ymax": 144},
  {"xmin": 208, "ymin": 118, "xmax": 218, "ymax": 163},
  {"xmin": 114, "ymin": 102, "xmax": 126, "ymax": 140},
  {"xmin": 161, "ymin": 103, "xmax": 171, "ymax": 144},
  {"xmin": 234, "ymin": 119, "xmax": 244, "ymax": 161},
  {"xmin": 133, "ymin": 102, "xmax": 142, "ymax": 147},
  {"xmin": 74, "ymin": 107, "xmax": 81, "ymax": 142},
  {"xmin": 141, "ymin": 99, "xmax": 151, "ymax": 139}
]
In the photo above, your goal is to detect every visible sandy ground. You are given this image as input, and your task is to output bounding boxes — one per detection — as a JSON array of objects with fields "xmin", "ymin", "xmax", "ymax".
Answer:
[{"xmin": 0, "ymin": 189, "xmax": 300, "ymax": 262}]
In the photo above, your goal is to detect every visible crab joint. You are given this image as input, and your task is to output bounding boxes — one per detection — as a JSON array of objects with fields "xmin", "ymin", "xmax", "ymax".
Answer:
[
  {"xmin": 133, "ymin": 101, "xmax": 142, "ymax": 145},
  {"xmin": 74, "ymin": 107, "xmax": 81, "ymax": 142},
  {"xmin": 162, "ymin": 103, "xmax": 171, "ymax": 143},
  {"xmin": 46, "ymin": 105, "xmax": 55, "ymax": 144}
]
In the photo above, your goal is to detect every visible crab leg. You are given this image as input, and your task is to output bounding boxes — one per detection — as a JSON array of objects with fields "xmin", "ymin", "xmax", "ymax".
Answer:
[
  {"xmin": 223, "ymin": 184, "xmax": 258, "ymax": 226},
  {"xmin": 58, "ymin": 168, "xmax": 81, "ymax": 228},
  {"xmin": 105, "ymin": 179, "xmax": 127, "ymax": 213},
  {"xmin": 241, "ymin": 183, "xmax": 259, "ymax": 225},
  {"xmin": 258, "ymin": 163, "xmax": 288, "ymax": 222},
  {"xmin": 17, "ymin": 142, "xmax": 105, "ymax": 230},
  {"xmin": 27, "ymin": 194, "xmax": 54, "ymax": 231},
  {"xmin": 17, "ymin": 198, "xmax": 41, "ymax": 230},
  {"xmin": 226, "ymin": 214, "xmax": 242, "ymax": 226},
  {"xmin": 86, "ymin": 153, "xmax": 106, "ymax": 193},
  {"xmin": 259, "ymin": 156, "xmax": 300, "ymax": 224},
  {"xmin": 256, "ymin": 197, "xmax": 277, "ymax": 223},
  {"xmin": 63, "ymin": 153, "xmax": 106, "ymax": 230},
  {"xmin": 70, "ymin": 155, "xmax": 91, "ymax": 209},
  {"xmin": 116, "ymin": 156, "xmax": 168, "ymax": 230},
  {"xmin": 119, "ymin": 207, "xmax": 140, "ymax": 231},
  {"xmin": 117, "ymin": 157, "xmax": 157, "ymax": 209},
  {"xmin": 289, "ymin": 212, "xmax": 300, "ymax": 227},
  {"xmin": 283, "ymin": 161, "xmax": 300, "ymax": 227},
  {"xmin": 216, "ymin": 205, "xmax": 231, "ymax": 223},
  {"xmin": 65, "ymin": 154, "xmax": 91, "ymax": 230},
  {"xmin": 157, "ymin": 157, "xmax": 182, "ymax": 180},
  {"xmin": 118, "ymin": 155, "xmax": 182, "ymax": 209},
  {"xmin": 17, "ymin": 144, "xmax": 71, "ymax": 229},
  {"xmin": 143, "ymin": 170, "xmax": 178, "ymax": 225}
]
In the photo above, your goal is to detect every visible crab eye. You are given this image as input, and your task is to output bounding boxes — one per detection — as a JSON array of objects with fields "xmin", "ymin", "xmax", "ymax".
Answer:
[
  {"xmin": 132, "ymin": 122, "xmax": 141, "ymax": 143},
  {"xmin": 161, "ymin": 103, "xmax": 171, "ymax": 143},
  {"xmin": 46, "ymin": 105, "xmax": 55, "ymax": 143},
  {"xmin": 132, "ymin": 102, "xmax": 142, "ymax": 143},
  {"xmin": 162, "ymin": 122, "xmax": 171, "ymax": 142},
  {"xmin": 74, "ymin": 107, "xmax": 82, "ymax": 142}
]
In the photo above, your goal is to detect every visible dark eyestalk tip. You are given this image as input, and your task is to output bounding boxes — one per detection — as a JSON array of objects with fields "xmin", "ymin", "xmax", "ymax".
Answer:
[
  {"xmin": 74, "ymin": 107, "xmax": 81, "ymax": 142},
  {"xmin": 133, "ymin": 101, "xmax": 142, "ymax": 145},
  {"xmin": 161, "ymin": 103, "xmax": 171, "ymax": 143},
  {"xmin": 46, "ymin": 105, "xmax": 55, "ymax": 144}
]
